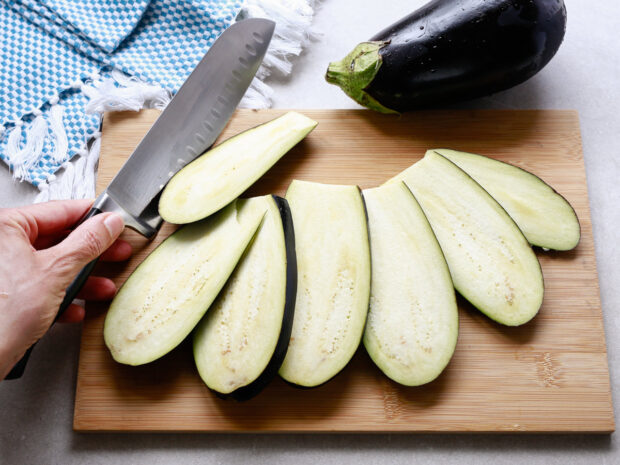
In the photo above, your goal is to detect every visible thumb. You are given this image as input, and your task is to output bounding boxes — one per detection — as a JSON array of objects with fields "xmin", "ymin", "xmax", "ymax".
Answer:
[{"xmin": 43, "ymin": 213, "xmax": 125, "ymax": 280}]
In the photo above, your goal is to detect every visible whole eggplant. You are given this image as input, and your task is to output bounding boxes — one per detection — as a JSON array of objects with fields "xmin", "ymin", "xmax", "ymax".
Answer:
[{"xmin": 325, "ymin": 0, "xmax": 567, "ymax": 113}]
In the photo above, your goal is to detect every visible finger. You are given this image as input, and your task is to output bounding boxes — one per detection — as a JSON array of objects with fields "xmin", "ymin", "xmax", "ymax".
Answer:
[
  {"xmin": 57, "ymin": 304, "xmax": 85, "ymax": 323},
  {"xmin": 10, "ymin": 200, "xmax": 94, "ymax": 243},
  {"xmin": 40, "ymin": 213, "xmax": 125, "ymax": 281},
  {"xmin": 35, "ymin": 233, "xmax": 132, "ymax": 257},
  {"xmin": 100, "ymin": 239, "xmax": 132, "ymax": 262},
  {"xmin": 77, "ymin": 276, "xmax": 117, "ymax": 301}
]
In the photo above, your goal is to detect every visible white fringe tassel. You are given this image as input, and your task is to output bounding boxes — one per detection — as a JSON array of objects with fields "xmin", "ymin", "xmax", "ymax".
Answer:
[
  {"xmin": 6, "ymin": 114, "xmax": 47, "ymax": 181},
  {"xmin": 27, "ymin": 0, "xmax": 319, "ymax": 202},
  {"xmin": 239, "ymin": 0, "xmax": 320, "ymax": 108},
  {"xmin": 83, "ymin": 68, "xmax": 171, "ymax": 114},
  {"xmin": 49, "ymin": 104, "xmax": 69, "ymax": 163}
]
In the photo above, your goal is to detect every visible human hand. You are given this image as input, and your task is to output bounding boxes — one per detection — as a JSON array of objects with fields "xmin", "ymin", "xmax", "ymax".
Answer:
[{"xmin": 0, "ymin": 200, "xmax": 131, "ymax": 378}]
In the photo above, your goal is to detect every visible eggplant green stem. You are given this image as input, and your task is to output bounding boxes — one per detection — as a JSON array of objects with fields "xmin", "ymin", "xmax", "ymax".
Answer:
[{"xmin": 325, "ymin": 42, "xmax": 398, "ymax": 114}]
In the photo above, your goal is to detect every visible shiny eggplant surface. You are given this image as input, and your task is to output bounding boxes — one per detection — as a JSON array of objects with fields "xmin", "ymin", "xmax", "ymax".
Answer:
[{"xmin": 326, "ymin": 0, "xmax": 567, "ymax": 113}]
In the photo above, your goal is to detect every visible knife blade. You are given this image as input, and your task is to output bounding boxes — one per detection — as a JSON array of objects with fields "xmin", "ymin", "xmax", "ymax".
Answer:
[
  {"xmin": 5, "ymin": 18, "xmax": 275, "ymax": 380},
  {"xmin": 98, "ymin": 18, "xmax": 275, "ymax": 235}
]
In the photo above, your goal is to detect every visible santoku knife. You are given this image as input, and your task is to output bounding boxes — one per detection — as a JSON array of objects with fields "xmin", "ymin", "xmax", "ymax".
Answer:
[{"xmin": 6, "ymin": 18, "xmax": 275, "ymax": 380}]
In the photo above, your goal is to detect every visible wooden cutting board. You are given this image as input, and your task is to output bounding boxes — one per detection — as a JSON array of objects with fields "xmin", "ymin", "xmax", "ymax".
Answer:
[{"xmin": 74, "ymin": 109, "xmax": 614, "ymax": 433}]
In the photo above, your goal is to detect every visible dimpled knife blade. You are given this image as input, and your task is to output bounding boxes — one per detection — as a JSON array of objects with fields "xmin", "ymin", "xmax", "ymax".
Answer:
[{"xmin": 104, "ymin": 18, "xmax": 275, "ymax": 220}]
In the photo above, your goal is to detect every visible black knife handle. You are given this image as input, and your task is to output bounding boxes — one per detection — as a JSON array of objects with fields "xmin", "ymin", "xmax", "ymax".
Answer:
[
  {"xmin": 4, "ymin": 346, "xmax": 33, "ymax": 380},
  {"xmin": 4, "ymin": 207, "xmax": 102, "ymax": 380}
]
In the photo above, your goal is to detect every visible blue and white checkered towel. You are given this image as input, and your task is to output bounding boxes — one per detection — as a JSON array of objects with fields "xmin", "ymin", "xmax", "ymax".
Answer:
[{"xmin": 0, "ymin": 0, "xmax": 317, "ymax": 197}]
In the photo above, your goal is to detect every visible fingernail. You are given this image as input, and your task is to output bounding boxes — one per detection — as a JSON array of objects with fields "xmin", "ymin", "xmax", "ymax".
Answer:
[{"xmin": 103, "ymin": 213, "xmax": 124, "ymax": 237}]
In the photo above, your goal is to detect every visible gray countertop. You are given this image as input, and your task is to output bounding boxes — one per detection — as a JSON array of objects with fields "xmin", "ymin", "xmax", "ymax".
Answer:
[{"xmin": 2, "ymin": 1, "xmax": 619, "ymax": 463}]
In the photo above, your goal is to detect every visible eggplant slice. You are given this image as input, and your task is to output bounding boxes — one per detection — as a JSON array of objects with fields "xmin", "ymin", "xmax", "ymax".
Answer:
[
  {"xmin": 159, "ymin": 111, "xmax": 318, "ymax": 224},
  {"xmin": 104, "ymin": 199, "xmax": 266, "ymax": 365},
  {"xmin": 193, "ymin": 195, "xmax": 297, "ymax": 400},
  {"xmin": 390, "ymin": 151, "xmax": 544, "ymax": 326},
  {"xmin": 433, "ymin": 149, "xmax": 580, "ymax": 251},
  {"xmin": 279, "ymin": 180, "xmax": 371, "ymax": 387},
  {"xmin": 363, "ymin": 183, "xmax": 458, "ymax": 386}
]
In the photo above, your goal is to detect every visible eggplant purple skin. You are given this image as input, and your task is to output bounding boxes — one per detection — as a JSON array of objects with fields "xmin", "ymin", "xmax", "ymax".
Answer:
[
  {"xmin": 367, "ymin": 0, "xmax": 567, "ymax": 112},
  {"xmin": 224, "ymin": 195, "xmax": 297, "ymax": 401}
]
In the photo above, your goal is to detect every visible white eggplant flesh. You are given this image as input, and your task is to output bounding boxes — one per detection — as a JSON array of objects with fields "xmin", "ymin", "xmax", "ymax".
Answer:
[
  {"xmin": 279, "ymin": 180, "xmax": 371, "ymax": 387},
  {"xmin": 104, "ymin": 199, "xmax": 266, "ymax": 365},
  {"xmin": 392, "ymin": 151, "xmax": 544, "ymax": 326},
  {"xmin": 363, "ymin": 182, "xmax": 458, "ymax": 386},
  {"xmin": 193, "ymin": 195, "xmax": 296, "ymax": 400},
  {"xmin": 159, "ymin": 111, "xmax": 317, "ymax": 224},
  {"xmin": 434, "ymin": 148, "xmax": 580, "ymax": 251}
]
